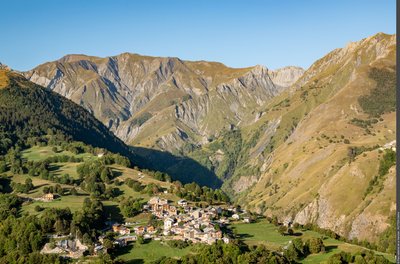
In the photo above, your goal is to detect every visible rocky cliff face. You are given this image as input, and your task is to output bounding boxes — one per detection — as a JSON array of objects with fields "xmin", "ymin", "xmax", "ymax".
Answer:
[
  {"xmin": 24, "ymin": 55, "xmax": 303, "ymax": 153},
  {"xmin": 268, "ymin": 66, "xmax": 305, "ymax": 89}
]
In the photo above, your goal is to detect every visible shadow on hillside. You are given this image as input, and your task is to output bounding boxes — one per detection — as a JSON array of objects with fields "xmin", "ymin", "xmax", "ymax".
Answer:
[
  {"xmin": 111, "ymin": 244, "xmax": 145, "ymax": 264},
  {"xmin": 32, "ymin": 183, "xmax": 47, "ymax": 192},
  {"xmin": 110, "ymin": 168, "xmax": 124, "ymax": 178},
  {"xmin": 48, "ymin": 164, "xmax": 62, "ymax": 173},
  {"xmin": 126, "ymin": 259, "xmax": 144, "ymax": 264},
  {"xmin": 0, "ymin": 177, "xmax": 12, "ymax": 193},
  {"xmin": 103, "ymin": 204, "xmax": 124, "ymax": 223},
  {"xmin": 236, "ymin": 233, "xmax": 254, "ymax": 239},
  {"xmin": 130, "ymin": 146, "xmax": 222, "ymax": 189},
  {"xmin": 325, "ymin": 245, "xmax": 338, "ymax": 253}
]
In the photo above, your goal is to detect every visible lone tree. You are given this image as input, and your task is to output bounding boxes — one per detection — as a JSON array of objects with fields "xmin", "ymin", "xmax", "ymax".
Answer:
[{"xmin": 308, "ymin": 237, "xmax": 325, "ymax": 254}]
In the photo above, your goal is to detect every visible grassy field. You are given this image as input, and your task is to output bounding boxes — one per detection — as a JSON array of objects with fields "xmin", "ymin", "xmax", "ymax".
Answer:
[
  {"xmin": 112, "ymin": 240, "xmax": 195, "ymax": 264},
  {"xmin": 49, "ymin": 162, "xmax": 82, "ymax": 179},
  {"xmin": 10, "ymin": 173, "xmax": 77, "ymax": 198},
  {"xmin": 231, "ymin": 219, "xmax": 395, "ymax": 263},
  {"xmin": 22, "ymin": 146, "xmax": 95, "ymax": 162},
  {"xmin": 21, "ymin": 194, "xmax": 89, "ymax": 215}
]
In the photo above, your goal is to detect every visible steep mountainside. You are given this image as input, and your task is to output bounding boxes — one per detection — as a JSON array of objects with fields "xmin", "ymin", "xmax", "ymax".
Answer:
[
  {"xmin": 0, "ymin": 67, "xmax": 137, "ymax": 162},
  {"xmin": 235, "ymin": 33, "xmax": 396, "ymax": 244},
  {"xmin": 24, "ymin": 55, "xmax": 303, "ymax": 153}
]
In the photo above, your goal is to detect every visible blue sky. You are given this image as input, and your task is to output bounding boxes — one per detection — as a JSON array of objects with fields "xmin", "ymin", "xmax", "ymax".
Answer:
[{"xmin": 1, "ymin": 0, "xmax": 395, "ymax": 71}]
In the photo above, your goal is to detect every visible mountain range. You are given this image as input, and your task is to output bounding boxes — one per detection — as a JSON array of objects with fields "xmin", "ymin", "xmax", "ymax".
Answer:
[
  {"xmin": 3, "ymin": 32, "xmax": 396, "ymax": 244},
  {"xmin": 23, "ymin": 54, "xmax": 304, "ymax": 152}
]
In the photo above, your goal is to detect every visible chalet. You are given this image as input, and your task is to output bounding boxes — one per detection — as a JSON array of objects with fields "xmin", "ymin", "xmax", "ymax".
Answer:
[
  {"xmin": 148, "ymin": 196, "xmax": 168, "ymax": 206},
  {"xmin": 184, "ymin": 228, "xmax": 202, "ymax": 240},
  {"xmin": 218, "ymin": 217, "xmax": 230, "ymax": 224},
  {"xmin": 203, "ymin": 227, "xmax": 215, "ymax": 234},
  {"xmin": 208, "ymin": 206, "xmax": 222, "ymax": 215},
  {"xmin": 178, "ymin": 199, "xmax": 188, "ymax": 206},
  {"xmin": 243, "ymin": 217, "xmax": 251, "ymax": 223},
  {"xmin": 222, "ymin": 237, "xmax": 231, "ymax": 244},
  {"xmin": 168, "ymin": 205, "xmax": 177, "ymax": 216},
  {"xmin": 232, "ymin": 214, "xmax": 240, "ymax": 220},
  {"xmin": 134, "ymin": 226, "xmax": 146, "ymax": 235},
  {"xmin": 150, "ymin": 209, "xmax": 161, "ymax": 218},
  {"xmin": 146, "ymin": 225, "xmax": 156, "ymax": 234},
  {"xmin": 171, "ymin": 226, "xmax": 185, "ymax": 236},
  {"xmin": 191, "ymin": 209, "xmax": 201, "ymax": 219},
  {"xmin": 214, "ymin": 231, "xmax": 223, "ymax": 239},
  {"xmin": 164, "ymin": 218, "xmax": 174, "ymax": 230},
  {"xmin": 119, "ymin": 235, "xmax": 137, "ymax": 243},
  {"xmin": 42, "ymin": 193, "xmax": 54, "ymax": 202},
  {"xmin": 112, "ymin": 224, "xmax": 131, "ymax": 235},
  {"xmin": 114, "ymin": 239, "xmax": 127, "ymax": 247}
]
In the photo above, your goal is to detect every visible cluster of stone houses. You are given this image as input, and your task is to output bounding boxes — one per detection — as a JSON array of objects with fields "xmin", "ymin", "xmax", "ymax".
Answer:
[
  {"xmin": 146, "ymin": 196, "xmax": 231, "ymax": 245},
  {"xmin": 144, "ymin": 196, "xmax": 178, "ymax": 217},
  {"xmin": 40, "ymin": 196, "xmax": 251, "ymax": 259}
]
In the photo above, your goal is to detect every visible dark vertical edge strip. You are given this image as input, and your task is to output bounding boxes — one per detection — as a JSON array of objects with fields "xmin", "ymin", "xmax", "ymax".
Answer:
[{"xmin": 396, "ymin": 0, "xmax": 400, "ymax": 262}]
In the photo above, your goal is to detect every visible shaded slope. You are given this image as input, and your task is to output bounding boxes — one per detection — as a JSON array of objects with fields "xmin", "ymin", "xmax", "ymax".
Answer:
[{"xmin": 0, "ymin": 69, "xmax": 134, "ymax": 160}]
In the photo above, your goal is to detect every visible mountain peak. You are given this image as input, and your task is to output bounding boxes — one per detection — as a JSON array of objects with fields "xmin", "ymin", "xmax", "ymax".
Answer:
[
  {"xmin": 250, "ymin": 64, "xmax": 269, "ymax": 74},
  {"xmin": 57, "ymin": 54, "xmax": 101, "ymax": 63},
  {"xmin": 268, "ymin": 66, "xmax": 305, "ymax": 88}
]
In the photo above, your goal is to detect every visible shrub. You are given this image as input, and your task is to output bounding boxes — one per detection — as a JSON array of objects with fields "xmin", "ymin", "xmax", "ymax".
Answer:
[{"xmin": 34, "ymin": 205, "xmax": 44, "ymax": 212}]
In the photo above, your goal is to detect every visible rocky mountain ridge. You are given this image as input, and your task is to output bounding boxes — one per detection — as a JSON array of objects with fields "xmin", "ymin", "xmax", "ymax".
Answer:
[{"xmin": 24, "ymin": 55, "xmax": 304, "ymax": 152}]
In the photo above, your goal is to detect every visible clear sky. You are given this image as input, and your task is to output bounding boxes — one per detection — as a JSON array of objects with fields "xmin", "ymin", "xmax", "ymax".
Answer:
[{"xmin": 1, "ymin": 0, "xmax": 395, "ymax": 71}]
